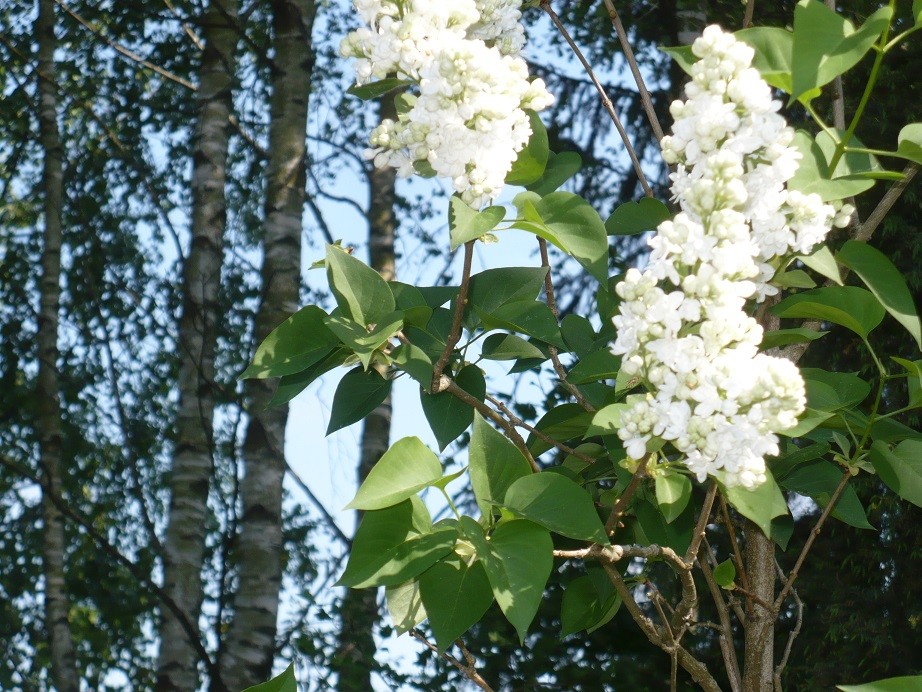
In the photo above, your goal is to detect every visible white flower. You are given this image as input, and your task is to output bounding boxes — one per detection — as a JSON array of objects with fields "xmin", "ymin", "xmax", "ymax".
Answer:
[
  {"xmin": 343, "ymin": 0, "xmax": 552, "ymax": 205},
  {"xmin": 611, "ymin": 25, "xmax": 837, "ymax": 488}
]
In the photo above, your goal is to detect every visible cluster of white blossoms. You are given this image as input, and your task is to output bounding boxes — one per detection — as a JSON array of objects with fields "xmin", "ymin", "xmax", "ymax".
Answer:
[
  {"xmin": 612, "ymin": 26, "xmax": 852, "ymax": 488},
  {"xmin": 341, "ymin": 0, "xmax": 554, "ymax": 207}
]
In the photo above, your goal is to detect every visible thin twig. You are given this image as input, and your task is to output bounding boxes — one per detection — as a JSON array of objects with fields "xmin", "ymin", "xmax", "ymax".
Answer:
[
  {"xmin": 537, "ymin": 238, "xmax": 596, "ymax": 412},
  {"xmin": 742, "ymin": 0, "xmax": 756, "ymax": 28},
  {"xmin": 485, "ymin": 393, "xmax": 594, "ymax": 463},
  {"xmin": 432, "ymin": 241, "xmax": 475, "ymax": 392},
  {"xmin": 601, "ymin": 565, "xmax": 722, "ymax": 692},
  {"xmin": 409, "ymin": 630, "xmax": 496, "ymax": 692},
  {"xmin": 719, "ymin": 494, "xmax": 751, "ymax": 598},
  {"xmin": 539, "ymin": 0, "xmax": 653, "ymax": 197},
  {"xmin": 684, "ymin": 482, "xmax": 717, "ymax": 564},
  {"xmin": 773, "ymin": 560, "xmax": 804, "ymax": 691},
  {"xmin": 600, "ymin": 0, "xmax": 665, "ymax": 141},
  {"xmin": 774, "ymin": 471, "xmax": 852, "ymax": 610},
  {"xmin": 54, "ymin": 0, "xmax": 196, "ymax": 90},
  {"xmin": 703, "ymin": 536, "xmax": 747, "ymax": 626},
  {"xmin": 605, "ymin": 455, "xmax": 650, "ymax": 534},
  {"xmin": 444, "ymin": 380, "xmax": 540, "ymax": 473},
  {"xmin": 285, "ymin": 463, "xmax": 351, "ymax": 547},
  {"xmin": 697, "ymin": 546, "xmax": 744, "ymax": 692}
]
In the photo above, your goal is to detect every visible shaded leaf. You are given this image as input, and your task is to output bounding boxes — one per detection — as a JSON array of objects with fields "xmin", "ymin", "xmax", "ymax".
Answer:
[
  {"xmin": 605, "ymin": 197, "xmax": 670, "ymax": 236},
  {"xmin": 327, "ymin": 367, "xmax": 392, "ymax": 434},
  {"xmin": 869, "ymin": 440, "xmax": 922, "ymax": 508},
  {"xmin": 420, "ymin": 365, "xmax": 486, "ymax": 450},
  {"xmin": 385, "ymin": 580, "xmax": 427, "ymax": 636},
  {"xmin": 837, "ymin": 240, "xmax": 922, "ymax": 349},
  {"xmin": 242, "ymin": 663, "xmax": 297, "ymax": 692},
  {"xmin": 503, "ymin": 473, "xmax": 607, "ymax": 542},
  {"xmin": 773, "ymin": 286, "xmax": 885, "ymax": 339}
]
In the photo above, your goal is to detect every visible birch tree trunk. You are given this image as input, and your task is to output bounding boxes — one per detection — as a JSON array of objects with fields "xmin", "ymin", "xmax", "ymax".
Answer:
[
  {"xmin": 36, "ymin": 1, "xmax": 79, "ymax": 689},
  {"xmin": 156, "ymin": 1, "xmax": 238, "ymax": 688},
  {"xmin": 332, "ymin": 96, "xmax": 398, "ymax": 691},
  {"xmin": 219, "ymin": 0, "xmax": 316, "ymax": 686}
]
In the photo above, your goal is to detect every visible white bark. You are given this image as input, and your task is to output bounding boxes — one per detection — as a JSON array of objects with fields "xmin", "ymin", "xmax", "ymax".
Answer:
[
  {"xmin": 37, "ymin": 1, "xmax": 79, "ymax": 688},
  {"xmin": 219, "ymin": 0, "xmax": 316, "ymax": 686},
  {"xmin": 156, "ymin": 1, "xmax": 238, "ymax": 688}
]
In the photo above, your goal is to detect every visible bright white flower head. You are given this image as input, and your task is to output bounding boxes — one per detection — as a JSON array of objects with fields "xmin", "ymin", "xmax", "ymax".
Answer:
[
  {"xmin": 612, "ymin": 26, "xmax": 836, "ymax": 488},
  {"xmin": 342, "ymin": 0, "xmax": 553, "ymax": 206}
]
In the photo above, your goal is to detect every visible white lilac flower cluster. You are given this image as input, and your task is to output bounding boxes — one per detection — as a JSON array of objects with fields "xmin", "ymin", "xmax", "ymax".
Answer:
[
  {"xmin": 341, "ymin": 0, "xmax": 554, "ymax": 207},
  {"xmin": 612, "ymin": 26, "xmax": 852, "ymax": 489}
]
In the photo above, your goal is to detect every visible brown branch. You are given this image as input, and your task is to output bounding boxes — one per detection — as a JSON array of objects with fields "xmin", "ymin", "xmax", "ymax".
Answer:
[
  {"xmin": 853, "ymin": 163, "xmax": 919, "ymax": 244},
  {"xmin": 410, "ymin": 630, "xmax": 496, "ymax": 692},
  {"xmin": 539, "ymin": 0, "xmax": 653, "ymax": 197},
  {"xmin": 773, "ymin": 560, "xmax": 804, "ymax": 692},
  {"xmin": 773, "ymin": 470, "xmax": 852, "ymax": 611},
  {"xmin": 443, "ymin": 380, "xmax": 541, "ymax": 473},
  {"xmin": 485, "ymin": 393, "xmax": 594, "ymax": 463},
  {"xmin": 719, "ymin": 494, "xmax": 751, "ymax": 599},
  {"xmin": 431, "ymin": 241, "xmax": 475, "ymax": 392},
  {"xmin": 742, "ymin": 0, "xmax": 756, "ymax": 28},
  {"xmin": 601, "ymin": 565, "xmax": 722, "ymax": 692},
  {"xmin": 698, "ymin": 544, "xmax": 744, "ymax": 692},
  {"xmin": 605, "ymin": 455, "xmax": 650, "ymax": 535},
  {"xmin": 600, "ymin": 0, "xmax": 665, "ymax": 142},
  {"xmin": 537, "ymin": 238, "xmax": 596, "ymax": 412},
  {"xmin": 685, "ymin": 482, "xmax": 717, "ymax": 564}
]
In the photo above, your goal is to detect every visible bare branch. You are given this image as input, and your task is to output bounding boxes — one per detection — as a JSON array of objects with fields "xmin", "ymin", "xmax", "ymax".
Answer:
[
  {"xmin": 410, "ymin": 630, "xmax": 496, "ymax": 692},
  {"xmin": 605, "ymin": 455, "xmax": 649, "ymax": 535},
  {"xmin": 600, "ymin": 0, "xmax": 665, "ymax": 141},
  {"xmin": 486, "ymin": 393, "xmax": 594, "ymax": 463},
  {"xmin": 538, "ymin": 238, "xmax": 596, "ymax": 412},
  {"xmin": 539, "ymin": 0, "xmax": 653, "ymax": 197},
  {"xmin": 774, "ymin": 470, "xmax": 852, "ymax": 611},
  {"xmin": 432, "ymin": 241, "xmax": 475, "ymax": 391},
  {"xmin": 54, "ymin": 0, "xmax": 197, "ymax": 90},
  {"xmin": 773, "ymin": 560, "xmax": 804, "ymax": 691},
  {"xmin": 698, "ymin": 544, "xmax": 744, "ymax": 692}
]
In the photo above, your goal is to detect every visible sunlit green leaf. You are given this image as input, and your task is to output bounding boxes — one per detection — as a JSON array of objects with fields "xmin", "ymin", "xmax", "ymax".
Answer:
[
  {"xmin": 242, "ymin": 305, "xmax": 340, "ymax": 379},
  {"xmin": 469, "ymin": 412, "xmax": 533, "ymax": 519},
  {"xmin": 242, "ymin": 663, "xmax": 297, "ymax": 692},
  {"xmin": 792, "ymin": 2, "xmax": 892, "ymax": 103},
  {"xmin": 463, "ymin": 517, "xmax": 552, "ymax": 643},
  {"xmin": 773, "ymin": 286, "xmax": 885, "ymax": 339},
  {"xmin": 346, "ymin": 437, "xmax": 443, "ymax": 510},
  {"xmin": 720, "ymin": 470, "xmax": 788, "ymax": 537},
  {"xmin": 326, "ymin": 244, "xmax": 395, "ymax": 325},
  {"xmin": 449, "ymin": 196, "xmax": 506, "ymax": 250}
]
